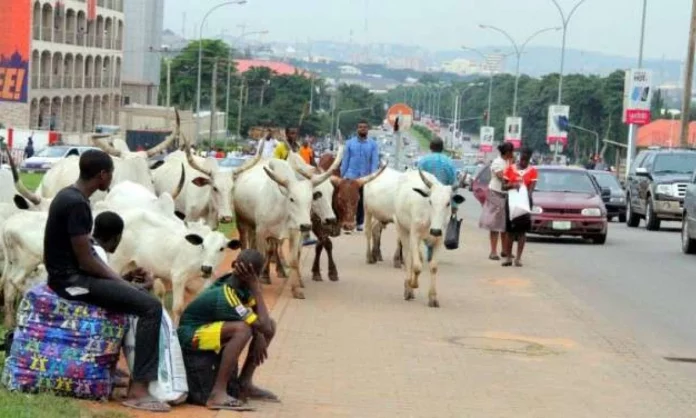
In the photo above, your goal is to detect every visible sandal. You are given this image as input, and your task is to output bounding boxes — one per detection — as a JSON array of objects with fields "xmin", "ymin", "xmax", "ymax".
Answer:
[
  {"xmin": 501, "ymin": 260, "xmax": 513, "ymax": 267},
  {"xmin": 489, "ymin": 254, "xmax": 501, "ymax": 261},
  {"xmin": 121, "ymin": 396, "xmax": 172, "ymax": 413},
  {"xmin": 241, "ymin": 385, "xmax": 281, "ymax": 403},
  {"xmin": 207, "ymin": 396, "xmax": 256, "ymax": 411}
]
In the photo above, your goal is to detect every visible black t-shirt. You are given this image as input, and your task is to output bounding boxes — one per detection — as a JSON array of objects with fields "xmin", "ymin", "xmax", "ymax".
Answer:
[{"xmin": 44, "ymin": 186, "xmax": 93, "ymax": 283}]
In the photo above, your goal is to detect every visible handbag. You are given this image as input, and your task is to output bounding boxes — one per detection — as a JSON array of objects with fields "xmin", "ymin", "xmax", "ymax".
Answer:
[
  {"xmin": 507, "ymin": 185, "xmax": 531, "ymax": 220},
  {"xmin": 444, "ymin": 215, "xmax": 463, "ymax": 250}
]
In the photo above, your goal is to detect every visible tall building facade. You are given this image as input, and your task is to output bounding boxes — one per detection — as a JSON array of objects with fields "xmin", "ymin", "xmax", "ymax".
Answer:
[
  {"xmin": 122, "ymin": 0, "xmax": 164, "ymax": 106},
  {"xmin": 0, "ymin": 0, "xmax": 124, "ymax": 132}
]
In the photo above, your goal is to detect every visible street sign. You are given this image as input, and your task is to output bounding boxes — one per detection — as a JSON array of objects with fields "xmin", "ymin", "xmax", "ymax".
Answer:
[
  {"xmin": 480, "ymin": 126, "xmax": 494, "ymax": 153},
  {"xmin": 386, "ymin": 103, "xmax": 414, "ymax": 130},
  {"xmin": 504, "ymin": 116, "xmax": 522, "ymax": 149},
  {"xmin": 547, "ymin": 105, "xmax": 570, "ymax": 146},
  {"xmin": 622, "ymin": 68, "xmax": 653, "ymax": 125}
]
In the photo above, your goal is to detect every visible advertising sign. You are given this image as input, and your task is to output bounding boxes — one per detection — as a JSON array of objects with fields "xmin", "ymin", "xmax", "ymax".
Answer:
[
  {"xmin": 622, "ymin": 69, "xmax": 653, "ymax": 125},
  {"xmin": 386, "ymin": 103, "xmax": 414, "ymax": 130},
  {"xmin": 0, "ymin": 0, "xmax": 31, "ymax": 103},
  {"xmin": 480, "ymin": 126, "xmax": 494, "ymax": 153},
  {"xmin": 547, "ymin": 105, "xmax": 570, "ymax": 146},
  {"xmin": 504, "ymin": 116, "xmax": 522, "ymax": 149}
]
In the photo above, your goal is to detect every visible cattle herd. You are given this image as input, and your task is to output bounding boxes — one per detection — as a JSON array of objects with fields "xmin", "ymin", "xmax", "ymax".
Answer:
[{"xmin": 0, "ymin": 110, "xmax": 463, "ymax": 330}]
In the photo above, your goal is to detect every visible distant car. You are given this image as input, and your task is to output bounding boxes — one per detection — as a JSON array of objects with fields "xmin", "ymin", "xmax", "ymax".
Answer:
[
  {"xmin": 217, "ymin": 156, "xmax": 251, "ymax": 173},
  {"xmin": 530, "ymin": 166, "xmax": 610, "ymax": 244},
  {"xmin": 681, "ymin": 169, "xmax": 696, "ymax": 253},
  {"xmin": 590, "ymin": 170, "xmax": 626, "ymax": 222},
  {"xmin": 20, "ymin": 145, "xmax": 99, "ymax": 173}
]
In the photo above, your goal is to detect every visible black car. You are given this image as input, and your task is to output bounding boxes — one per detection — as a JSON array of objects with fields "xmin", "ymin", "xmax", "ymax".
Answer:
[
  {"xmin": 591, "ymin": 170, "xmax": 626, "ymax": 222},
  {"xmin": 625, "ymin": 148, "xmax": 696, "ymax": 231}
]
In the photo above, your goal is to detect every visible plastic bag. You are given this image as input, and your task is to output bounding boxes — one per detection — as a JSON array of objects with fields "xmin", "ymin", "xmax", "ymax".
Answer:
[
  {"xmin": 444, "ymin": 215, "xmax": 463, "ymax": 250},
  {"xmin": 124, "ymin": 310, "xmax": 188, "ymax": 403},
  {"xmin": 508, "ymin": 185, "xmax": 531, "ymax": 220}
]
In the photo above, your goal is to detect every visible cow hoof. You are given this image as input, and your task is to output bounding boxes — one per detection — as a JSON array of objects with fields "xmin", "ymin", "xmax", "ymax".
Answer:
[
  {"xmin": 328, "ymin": 271, "xmax": 339, "ymax": 282},
  {"xmin": 428, "ymin": 299, "xmax": 440, "ymax": 308},
  {"xmin": 367, "ymin": 254, "xmax": 377, "ymax": 264},
  {"xmin": 377, "ymin": 252, "xmax": 384, "ymax": 262},
  {"xmin": 312, "ymin": 272, "xmax": 323, "ymax": 282},
  {"xmin": 393, "ymin": 260, "xmax": 403, "ymax": 269},
  {"xmin": 404, "ymin": 289, "xmax": 415, "ymax": 301},
  {"xmin": 292, "ymin": 288, "xmax": 305, "ymax": 299}
]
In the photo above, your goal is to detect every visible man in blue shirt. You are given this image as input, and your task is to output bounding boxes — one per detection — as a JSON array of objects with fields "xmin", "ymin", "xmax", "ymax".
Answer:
[{"xmin": 340, "ymin": 120, "xmax": 380, "ymax": 231}]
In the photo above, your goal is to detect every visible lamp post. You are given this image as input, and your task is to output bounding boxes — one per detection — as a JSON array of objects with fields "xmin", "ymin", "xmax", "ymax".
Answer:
[
  {"xmin": 479, "ymin": 24, "xmax": 561, "ymax": 117},
  {"xmin": 462, "ymin": 47, "xmax": 515, "ymax": 125},
  {"xmin": 195, "ymin": 0, "xmax": 247, "ymax": 143},
  {"xmin": 550, "ymin": 0, "xmax": 587, "ymax": 104},
  {"xmin": 626, "ymin": 0, "xmax": 649, "ymax": 178},
  {"xmin": 569, "ymin": 123, "xmax": 600, "ymax": 156}
]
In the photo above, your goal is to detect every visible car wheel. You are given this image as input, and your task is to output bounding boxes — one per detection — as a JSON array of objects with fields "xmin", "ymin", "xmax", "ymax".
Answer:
[
  {"xmin": 592, "ymin": 233, "xmax": 607, "ymax": 245},
  {"xmin": 626, "ymin": 198, "xmax": 640, "ymax": 228},
  {"xmin": 645, "ymin": 199, "xmax": 661, "ymax": 231},
  {"xmin": 682, "ymin": 214, "xmax": 696, "ymax": 254},
  {"xmin": 618, "ymin": 214, "xmax": 627, "ymax": 223}
]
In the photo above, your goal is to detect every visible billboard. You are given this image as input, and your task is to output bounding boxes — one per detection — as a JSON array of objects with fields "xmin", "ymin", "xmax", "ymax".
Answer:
[
  {"xmin": 622, "ymin": 69, "xmax": 652, "ymax": 126},
  {"xmin": 480, "ymin": 126, "xmax": 494, "ymax": 153},
  {"xmin": 0, "ymin": 0, "xmax": 31, "ymax": 103},
  {"xmin": 386, "ymin": 103, "xmax": 414, "ymax": 130},
  {"xmin": 547, "ymin": 105, "xmax": 570, "ymax": 146},
  {"xmin": 504, "ymin": 116, "xmax": 522, "ymax": 149}
]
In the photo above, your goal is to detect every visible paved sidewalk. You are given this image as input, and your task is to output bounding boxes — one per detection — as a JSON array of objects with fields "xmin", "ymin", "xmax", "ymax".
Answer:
[{"xmin": 245, "ymin": 223, "xmax": 696, "ymax": 417}]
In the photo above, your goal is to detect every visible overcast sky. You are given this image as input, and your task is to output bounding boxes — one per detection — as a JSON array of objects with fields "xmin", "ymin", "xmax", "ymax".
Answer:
[{"xmin": 164, "ymin": 0, "xmax": 692, "ymax": 60}]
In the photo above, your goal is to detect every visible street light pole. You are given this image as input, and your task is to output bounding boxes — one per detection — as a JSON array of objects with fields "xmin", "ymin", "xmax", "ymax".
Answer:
[
  {"xmin": 551, "ymin": 0, "xmax": 587, "ymax": 104},
  {"xmin": 479, "ymin": 25, "xmax": 561, "ymax": 117},
  {"xmin": 626, "ymin": 0, "xmax": 648, "ymax": 178},
  {"xmin": 195, "ymin": 0, "xmax": 247, "ymax": 144},
  {"xmin": 462, "ymin": 47, "xmax": 515, "ymax": 126},
  {"xmin": 569, "ymin": 123, "xmax": 600, "ymax": 156}
]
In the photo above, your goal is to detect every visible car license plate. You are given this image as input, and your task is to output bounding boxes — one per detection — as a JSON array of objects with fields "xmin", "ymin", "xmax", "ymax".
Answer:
[{"xmin": 552, "ymin": 221, "xmax": 572, "ymax": 230}]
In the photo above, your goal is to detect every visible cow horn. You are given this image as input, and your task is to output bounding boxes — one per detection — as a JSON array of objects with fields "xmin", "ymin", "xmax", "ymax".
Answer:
[
  {"xmin": 288, "ymin": 153, "xmax": 314, "ymax": 180},
  {"xmin": 171, "ymin": 162, "xmax": 186, "ymax": 200},
  {"xmin": 146, "ymin": 109, "xmax": 180, "ymax": 158},
  {"xmin": 357, "ymin": 161, "xmax": 388, "ymax": 186},
  {"xmin": 182, "ymin": 132, "xmax": 213, "ymax": 177},
  {"xmin": 263, "ymin": 165, "xmax": 289, "ymax": 189},
  {"xmin": 3, "ymin": 141, "xmax": 41, "ymax": 206},
  {"xmin": 311, "ymin": 144, "xmax": 344, "ymax": 186},
  {"xmin": 91, "ymin": 134, "xmax": 122, "ymax": 157},
  {"xmin": 232, "ymin": 138, "xmax": 263, "ymax": 179},
  {"xmin": 418, "ymin": 169, "xmax": 434, "ymax": 189}
]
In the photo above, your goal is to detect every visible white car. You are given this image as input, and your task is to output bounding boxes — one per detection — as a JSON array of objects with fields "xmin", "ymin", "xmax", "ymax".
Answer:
[{"xmin": 20, "ymin": 145, "xmax": 99, "ymax": 173}]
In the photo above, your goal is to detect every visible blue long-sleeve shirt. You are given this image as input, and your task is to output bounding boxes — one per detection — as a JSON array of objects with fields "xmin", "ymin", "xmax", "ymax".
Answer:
[
  {"xmin": 340, "ymin": 136, "xmax": 380, "ymax": 179},
  {"xmin": 417, "ymin": 153, "xmax": 457, "ymax": 186}
]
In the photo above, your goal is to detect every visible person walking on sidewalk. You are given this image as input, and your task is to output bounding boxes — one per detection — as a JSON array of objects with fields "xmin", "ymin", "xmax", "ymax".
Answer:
[
  {"xmin": 479, "ymin": 142, "xmax": 514, "ymax": 261},
  {"xmin": 178, "ymin": 249, "xmax": 278, "ymax": 412},
  {"xmin": 340, "ymin": 120, "xmax": 380, "ymax": 232},
  {"xmin": 43, "ymin": 150, "xmax": 169, "ymax": 413},
  {"xmin": 261, "ymin": 128, "xmax": 279, "ymax": 159},
  {"xmin": 502, "ymin": 148, "xmax": 537, "ymax": 267}
]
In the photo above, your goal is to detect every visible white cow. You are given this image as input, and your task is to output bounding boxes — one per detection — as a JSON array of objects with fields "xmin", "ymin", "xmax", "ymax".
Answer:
[
  {"xmin": 152, "ymin": 139, "xmax": 262, "ymax": 229},
  {"xmin": 108, "ymin": 208, "xmax": 241, "ymax": 322},
  {"xmin": 393, "ymin": 170, "xmax": 464, "ymax": 308},
  {"xmin": 38, "ymin": 111, "xmax": 181, "ymax": 202},
  {"xmin": 363, "ymin": 167, "xmax": 404, "ymax": 267},
  {"xmin": 0, "ymin": 169, "xmax": 14, "ymax": 204},
  {"xmin": 233, "ymin": 146, "xmax": 344, "ymax": 299}
]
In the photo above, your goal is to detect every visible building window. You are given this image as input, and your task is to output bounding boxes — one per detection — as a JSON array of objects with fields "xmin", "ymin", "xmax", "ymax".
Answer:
[{"xmin": 123, "ymin": 96, "xmax": 130, "ymax": 105}]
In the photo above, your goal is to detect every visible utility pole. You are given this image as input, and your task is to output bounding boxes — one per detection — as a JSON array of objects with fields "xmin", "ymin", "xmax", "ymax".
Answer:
[
  {"xmin": 225, "ymin": 57, "xmax": 232, "ymax": 136},
  {"xmin": 681, "ymin": 0, "xmax": 696, "ymax": 147},
  {"xmin": 165, "ymin": 59, "xmax": 171, "ymax": 108},
  {"xmin": 236, "ymin": 77, "xmax": 245, "ymax": 139},
  {"xmin": 209, "ymin": 58, "xmax": 218, "ymax": 148}
]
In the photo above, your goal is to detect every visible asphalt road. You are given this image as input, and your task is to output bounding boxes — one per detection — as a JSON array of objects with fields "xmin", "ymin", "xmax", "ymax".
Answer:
[{"xmin": 457, "ymin": 195, "xmax": 696, "ymax": 372}]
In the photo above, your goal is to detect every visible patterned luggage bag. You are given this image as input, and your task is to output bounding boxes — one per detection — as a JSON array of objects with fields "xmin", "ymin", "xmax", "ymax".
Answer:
[{"xmin": 2, "ymin": 284, "xmax": 127, "ymax": 401}]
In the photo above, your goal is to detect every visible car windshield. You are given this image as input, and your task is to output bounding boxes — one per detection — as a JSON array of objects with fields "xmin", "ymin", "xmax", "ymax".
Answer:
[
  {"xmin": 653, "ymin": 154, "xmax": 696, "ymax": 174},
  {"xmin": 35, "ymin": 147, "xmax": 68, "ymax": 158},
  {"xmin": 592, "ymin": 173, "xmax": 622, "ymax": 191},
  {"xmin": 536, "ymin": 170, "xmax": 597, "ymax": 194}
]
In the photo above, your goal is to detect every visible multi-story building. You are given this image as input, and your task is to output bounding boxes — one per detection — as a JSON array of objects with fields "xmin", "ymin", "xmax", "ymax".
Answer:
[
  {"xmin": 122, "ymin": 0, "xmax": 164, "ymax": 106},
  {"xmin": 0, "ymin": 0, "xmax": 123, "ymax": 133}
]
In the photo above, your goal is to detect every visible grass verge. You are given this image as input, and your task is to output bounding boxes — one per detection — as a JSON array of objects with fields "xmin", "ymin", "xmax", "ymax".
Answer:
[{"xmin": 408, "ymin": 127, "xmax": 432, "ymax": 150}]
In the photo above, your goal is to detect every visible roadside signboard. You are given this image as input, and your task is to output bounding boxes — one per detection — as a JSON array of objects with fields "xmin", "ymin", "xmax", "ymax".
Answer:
[
  {"xmin": 547, "ymin": 105, "xmax": 570, "ymax": 147},
  {"xmin": 480, "ymin": 126, "xmax": 494, "ymax": 153},
  {"xmin": 622, "ymin": 69, "xmax": 653, "ymax": 125},
  {"xmin": 386, "ymin": 103, "xmax": 414, "ymax": 130},
  {"xmin": 0, "ymin": 0, "xmax": 31, "ymax": 103},
  {"xmin": 504, "ymin": 116, "xmax": 522, "ymax": 149}
]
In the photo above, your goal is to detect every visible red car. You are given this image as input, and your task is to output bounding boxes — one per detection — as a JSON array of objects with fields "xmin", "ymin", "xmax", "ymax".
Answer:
[{"xmin": 470, "ymin": 164, "xmax": 610, "ymax": 244}]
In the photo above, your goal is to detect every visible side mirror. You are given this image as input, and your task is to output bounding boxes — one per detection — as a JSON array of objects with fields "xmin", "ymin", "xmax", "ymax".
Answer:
[
  {"xmin": 635, "ymin": 167, "xmax": 650, "ymax": 178},
  {"xmin": 601, "ymin": 187, "xmax": 612, "ymax": 202}
]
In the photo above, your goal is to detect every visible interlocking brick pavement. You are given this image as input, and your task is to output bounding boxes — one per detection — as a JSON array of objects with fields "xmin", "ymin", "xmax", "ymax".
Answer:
[{"xmin": 245, "ymin": 223, "xmax": 696, "ymax": 417}]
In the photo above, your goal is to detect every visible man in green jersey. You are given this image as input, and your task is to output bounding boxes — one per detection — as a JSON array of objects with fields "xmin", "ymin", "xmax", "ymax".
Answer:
[{"xmin": 178, "ymin": 249, "xmax": 278, "ymax": 411}]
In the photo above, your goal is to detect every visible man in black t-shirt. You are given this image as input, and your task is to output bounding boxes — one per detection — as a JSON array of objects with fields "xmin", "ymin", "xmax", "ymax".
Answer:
[{"xmin": 44, "ymin": 149, "xmax": 170, "ymax": 413}]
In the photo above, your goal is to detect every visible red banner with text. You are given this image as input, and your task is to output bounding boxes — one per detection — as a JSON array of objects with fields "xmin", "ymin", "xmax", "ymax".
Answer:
[{"xmin": 0, "ymin": 0, "xmax": 31, "ymax": 103}]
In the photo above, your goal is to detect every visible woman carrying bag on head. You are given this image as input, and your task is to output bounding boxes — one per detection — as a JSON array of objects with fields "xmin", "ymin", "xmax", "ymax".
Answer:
[
  {"xmin": 479, "ymin": 142, "xmax": 515, "ymax": 260},
  {"xmin": 502, "ymin": 148, "xmax": 537, "ymax": 267}
]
